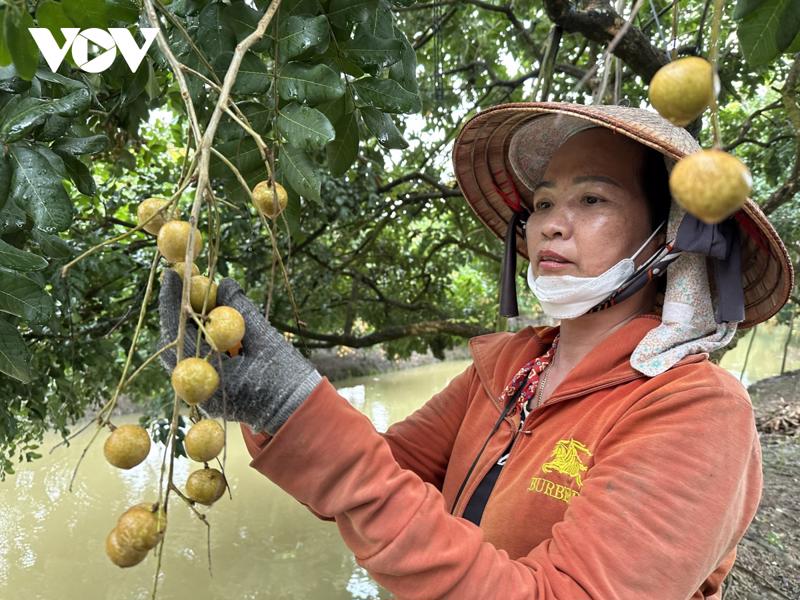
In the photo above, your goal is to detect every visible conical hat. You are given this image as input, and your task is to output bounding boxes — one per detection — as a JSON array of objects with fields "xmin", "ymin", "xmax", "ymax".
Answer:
[{"xmin": 452, "ymin": 101, "xmax": 793, "ymax": 329}]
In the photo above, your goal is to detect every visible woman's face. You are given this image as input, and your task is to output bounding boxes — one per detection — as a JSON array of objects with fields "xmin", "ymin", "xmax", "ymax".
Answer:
[{"xmin": 525, "ymin": 128, "xmax": 660, "ymax": 278}]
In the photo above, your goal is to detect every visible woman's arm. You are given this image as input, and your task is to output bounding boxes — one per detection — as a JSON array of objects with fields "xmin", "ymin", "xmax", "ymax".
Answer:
[
  {"xmin": 378, "ymin": 363, "xmax": 476, "ymax": 489},
  {"xmin": 242, "ymin": 377, "xmax": 762, "ymax": 599}
]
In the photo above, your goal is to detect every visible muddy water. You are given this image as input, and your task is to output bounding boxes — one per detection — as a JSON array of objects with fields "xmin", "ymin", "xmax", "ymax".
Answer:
[
  {"xmin": 0, "ymin": 360, "xmax": 472, "ymax": 600},
  {"xmin": 1, "ymin": 322, "xmax": 791, "ymax": 600}
]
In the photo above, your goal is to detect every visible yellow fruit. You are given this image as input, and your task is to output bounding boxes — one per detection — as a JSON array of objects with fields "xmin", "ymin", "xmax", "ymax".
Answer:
[
  {"xmin": 205, "ymin": 306, "xmax": 245, "ymax": 352},
  {"xmin": 103, "ymin": 424, "xmax": 151, "ymax": 470},
  {"xmin": 105, "ymin": 528, "xmax": 148, "ymax": 568},
  {"xmin": 185, "ymin": 420, "xmax": 225, "ymax": 462},
  {"xmin": 649, "ymin": 57, "xmax": 716, "ymax": 127},
  {"xmin": 137, "ymin": 197, "xmax": 169, "ymax": 235},
  {"xmin": 185, "ymin": 467, "xmax": 227, "ymax": 506},
  {"xmin": 171, "ymin": 357, "xmax": 219, "ymax": 406},
  {"xmin": 669, "ymin": 149, "xmax": 751, "ymax": 224},
  {"xmin": 189, "ymin": 275, "xmax": 218, "ymax": 313},
  {"xmin": 116, "ymin": 504, "xmax": 166, "ymax": 551},
  {"xmin": 252, "ymin": 181, "xmax": 288, "ymax": 219},
  {"xmin": 173, "ymin": 262, "xmax": 200, "ymax": 281},
  {"xmin": 157, "ymin": 220, "xmax": 203, "ymax": 263}
]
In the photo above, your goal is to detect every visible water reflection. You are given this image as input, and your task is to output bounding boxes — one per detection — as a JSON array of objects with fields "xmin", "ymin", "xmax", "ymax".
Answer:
[
  {"xmin": 0, "ymin": 360, "xmax": 471, "ymax": 600},
  {"xmin": 2, "ymin": 321, "xmax": 789, "ymax": 599}
]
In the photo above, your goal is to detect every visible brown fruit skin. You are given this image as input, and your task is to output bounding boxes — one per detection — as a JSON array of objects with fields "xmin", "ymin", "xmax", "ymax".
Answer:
[
  {"xmin": 185, "ymin": 467, "xmax": 227, "ymax": 506},
  {"xmin": 105, "ymin": 528, "xmax": 148, "ymax": 568},
  {"xmin": 205, "ymin": 306, "xmax": 245, "ymax": 352},
  {"xmin": 116, "ymin": 504, "xmax": 166, "ymax": 551},
  {"xmin": 137, "ymin": 198, "xmax": 168, "ymax": 235},
  {"xmin": 185, "ymin": 420, "xmax": 225, "ymax": 462},
  {"xmin": 157, "ymin": 221, "xmax": 203, "ymax": 263},
  {"xmin": 253, "ymin": 181, "xmax": 288, "ymax": 219},
  {"xmin": 669, "ymin": 149, "xmax": 752, "ymax": 224},
  {"xmin": 103, "ymin": 425, "xmax": 151, "ymax": 469},
  {"xmin": 649, "ymin": 57, "xmax": 716, "ymax": 127},
  {"xmin": 171, "ymin": 358, "xmax": 219, "ymax": 406},
  {"xmin": 173, "ymin": 262, "xmax": 200, "ymax": 281}
]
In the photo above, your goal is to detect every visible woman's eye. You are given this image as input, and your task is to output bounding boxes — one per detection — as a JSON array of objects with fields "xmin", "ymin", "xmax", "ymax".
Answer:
[
  {"xmin": 533, "ymin": 200, "xmax": 550, "ymax": 211},
  {"xmin": 583, "ymin": 195, "xmax": 604, "ymax": 205}
]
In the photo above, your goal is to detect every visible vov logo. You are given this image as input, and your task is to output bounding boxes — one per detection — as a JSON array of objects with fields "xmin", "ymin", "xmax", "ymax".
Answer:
[{"xmin": 28, "ymin": 28, "xmax": 158, "ymax": 74}]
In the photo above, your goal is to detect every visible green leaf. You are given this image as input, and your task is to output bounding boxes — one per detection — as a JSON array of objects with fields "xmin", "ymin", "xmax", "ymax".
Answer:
[
  {"xmin": 365, "ymin": 1, "xmax": 395, "ymax": 39},
  {"xmin": 0, "ymin": 270, "xmax": 55, "ymax": 323},
  {"xmin": 8, "ymin": 143, "xmax": 72, "ymax": 232},
  {"xmin": 222, "ymin": 1, "xmax": 271, "ymax": 51},
  {"xmin": 0, "ymin": 9, "xmax": 11, "ymax": 67},
  {"xmin": 35, "ymin": 1, "xmax": 75, "ymax": 46},
  {"xmin": 360, "ymin": 107, "xmax": 408, "ymax": 149},
  {"xmin": 39, "ymin": 115, "xmax": 71, "ymax": 141},
  {"xmin": 0, "ymin": 317, "xmax": 31, "ymax": 383},
  {"xmin": 197, "ymin": 4, "xmax": 238, "ymax": 58},
  {"xmin": 776, "ymin": 0, "xmax": 800, "ymax": 51},
  {"xmin": 352, "ymin": 77, "xmax": 421, "ymax": 113},
  {"xmin": 0, "ymin": 88, "xmax": 91, "ymax": 142},
  {"xmin": 232, "ymin": 52, "xmax": 271, "ymax": 95},
  {"xmin": 277, "ymin": 62, "xmax": 345, "ymax": 105},
  {"xmin": 388, "ymin": 26, "xmax": 418, "ymax": 93},
  {"xmin": 280, "ymin": 144, "xmax": 321, "ymax": 202},
  {"xmin": 341, "ymin": 25, "xmax": 403, "ymax": 72},
  {"xmin": 63, "ymin": 0, "xmax": 107, "ymax": 28},
  {"xmin": 282, "ymin": 0, "xmax": 324, "ymax": 16},
  {"xmin": 106, "ymin": 0, "xmax": 140, "ymax": 23},
  {"xmin": 0, "ymin": 153, "xmax": 9, "ymax": 212},
  {"xmin": 278, "ymin": 15, "xmax": 330, "ymax": 62},
  {"xmin": 210, "ymin": 137, "xmax": 264, "ymax": 181},
  {"xmin": 737, "ymin": 0, "xmax": 792, "ymax": 67},
  {"xmin": 734, "ymin": 0, "xmax": 770, "ymax": 19},
  {"xmin": 0, "ymin": 239, "xmax": 48, "ymax": 271},
  {"xmin": 5, "ymin": 10, "xmax": 39, "ymax": 80},
  {"xmin": 789, "ymin": 28, "xmax": 800, "ymax": 52},
  {"xmin": 0, "ymin": 198, "xmax": 27, "ymax": 235},
  {"xmin": 326, "ymin": 109, "xmax": 359, "ymax": 176},
  {"xmin": 31, "ymin": 228, "xmax": 71, "ymax": 259},
  {"xmin": 51, "ymin": 134, "xmax": 109, "ymax": 155},
  {"xmin": 328, "ymin": 0, "xmax": 378, "ymax": 30},
  {"xmin": 54, "ymin": 149, "xmax": 95, "ymax": 196},
  {"xmin": 278, "ymin": 102, "xmax": 335, "ymax": 150}
]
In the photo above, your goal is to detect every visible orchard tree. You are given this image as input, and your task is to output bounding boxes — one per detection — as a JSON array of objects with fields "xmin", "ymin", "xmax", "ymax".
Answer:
[{"xmin": 0, "ymin": 0, "xmax": 797, "ymax": 495}]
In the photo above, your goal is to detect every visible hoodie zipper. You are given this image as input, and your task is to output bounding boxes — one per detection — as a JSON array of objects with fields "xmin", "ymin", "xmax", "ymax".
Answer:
[{"xmin": 455, "ymin": 373, "xmax": 646, "ymax": 518}]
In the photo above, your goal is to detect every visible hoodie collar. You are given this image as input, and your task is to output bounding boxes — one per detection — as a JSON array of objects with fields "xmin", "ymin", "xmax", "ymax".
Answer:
[{"xmin": 469, "ymin": 314, "xmax": 682, "ymax": 407}]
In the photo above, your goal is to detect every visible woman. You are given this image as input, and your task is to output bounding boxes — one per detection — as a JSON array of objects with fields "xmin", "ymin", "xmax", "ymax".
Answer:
[{"xmin": 159, "ymin": 103, "xmax": 793, "ymax": 599}]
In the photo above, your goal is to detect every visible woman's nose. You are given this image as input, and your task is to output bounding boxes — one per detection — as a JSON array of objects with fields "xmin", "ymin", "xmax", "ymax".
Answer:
[{"xmin": 538, "ymin": 207, "xmax": 573, "ymax": 240}]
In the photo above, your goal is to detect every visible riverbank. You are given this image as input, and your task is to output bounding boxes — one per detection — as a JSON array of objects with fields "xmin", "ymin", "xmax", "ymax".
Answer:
[
  {"xmin": 724, "ymin": 370, "xmax": 799, "ymax": 600},
  {"xmin": 309, "ymin": 344, "xmax": 472, "ymax": 383}
]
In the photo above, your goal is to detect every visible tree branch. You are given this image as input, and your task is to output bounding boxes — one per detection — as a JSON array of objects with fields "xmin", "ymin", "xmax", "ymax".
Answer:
[
  {"xmin": 543, "ymin": 0, "xmax": 668, "ymax": 82},
  {"xmin": 274, "ymin": 319, "xmax": 493, "ymax": 348}
]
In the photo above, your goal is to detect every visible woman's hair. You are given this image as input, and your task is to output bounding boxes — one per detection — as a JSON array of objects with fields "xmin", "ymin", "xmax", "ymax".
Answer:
[
  {"xmin": 640, "ymin": 147, "xmax": 672, "ymax": 232},
  {"xmin": 640, "ymin": 147, "xmax": 672, "ymax": 300}
]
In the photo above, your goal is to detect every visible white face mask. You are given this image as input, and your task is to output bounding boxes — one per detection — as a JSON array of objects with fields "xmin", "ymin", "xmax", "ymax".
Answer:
[{"xmin": 527, "ymin": 221, "xmax": 666, "ymax": 320}]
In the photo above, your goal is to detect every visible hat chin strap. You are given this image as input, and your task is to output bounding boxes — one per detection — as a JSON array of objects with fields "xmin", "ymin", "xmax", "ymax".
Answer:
[{"xmin": 500, "ymin": 211, "xmax": 527, "ymax": 317}]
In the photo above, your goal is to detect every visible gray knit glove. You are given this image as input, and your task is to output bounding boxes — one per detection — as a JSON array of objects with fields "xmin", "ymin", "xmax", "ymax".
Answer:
[{"xmin": 158, "ymin": 270, "xmax": 322, "ymax": 435}]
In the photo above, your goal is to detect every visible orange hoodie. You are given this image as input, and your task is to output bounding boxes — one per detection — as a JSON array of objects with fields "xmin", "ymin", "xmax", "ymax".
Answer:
[{"xmin": 241, "ymin": 314, "xmax": 762, "ymax": 599}]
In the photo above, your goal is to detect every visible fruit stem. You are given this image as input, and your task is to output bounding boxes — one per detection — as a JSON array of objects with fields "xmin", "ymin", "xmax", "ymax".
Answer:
[
  {"xmin": 65, "ymin": 251, "xmax": 161, "ymax": 490},
  {"xmin": 122, "ymin": 341, "xmax": 178, "ymax": 389},
  {"xmin": 670, "ymin": 0, "xmax": 679, "ymax": 61},
  {"xmin": 59, "ymin": 195, "xmax": 179, "ymax": 278},
  {"xmin": 707, "ymin": 0, "xmax": 725, "ymax": 149}
]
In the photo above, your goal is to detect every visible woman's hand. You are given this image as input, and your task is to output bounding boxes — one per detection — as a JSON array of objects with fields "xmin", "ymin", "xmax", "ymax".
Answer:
[{"xmin": 157, "ymin": 270, "xmax": 322, "ymax": 435}]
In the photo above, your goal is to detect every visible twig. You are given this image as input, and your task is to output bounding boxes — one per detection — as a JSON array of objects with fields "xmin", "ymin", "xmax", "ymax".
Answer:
[{"xmin": 590, "ymin": 0, "xmax": 647, "ymax": 104}]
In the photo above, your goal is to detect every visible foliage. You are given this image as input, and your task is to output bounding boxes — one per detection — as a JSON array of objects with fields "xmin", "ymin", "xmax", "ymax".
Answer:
[{"xmin": 0, "ymin": 0, "xmax": 799, "ymax": 478}]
